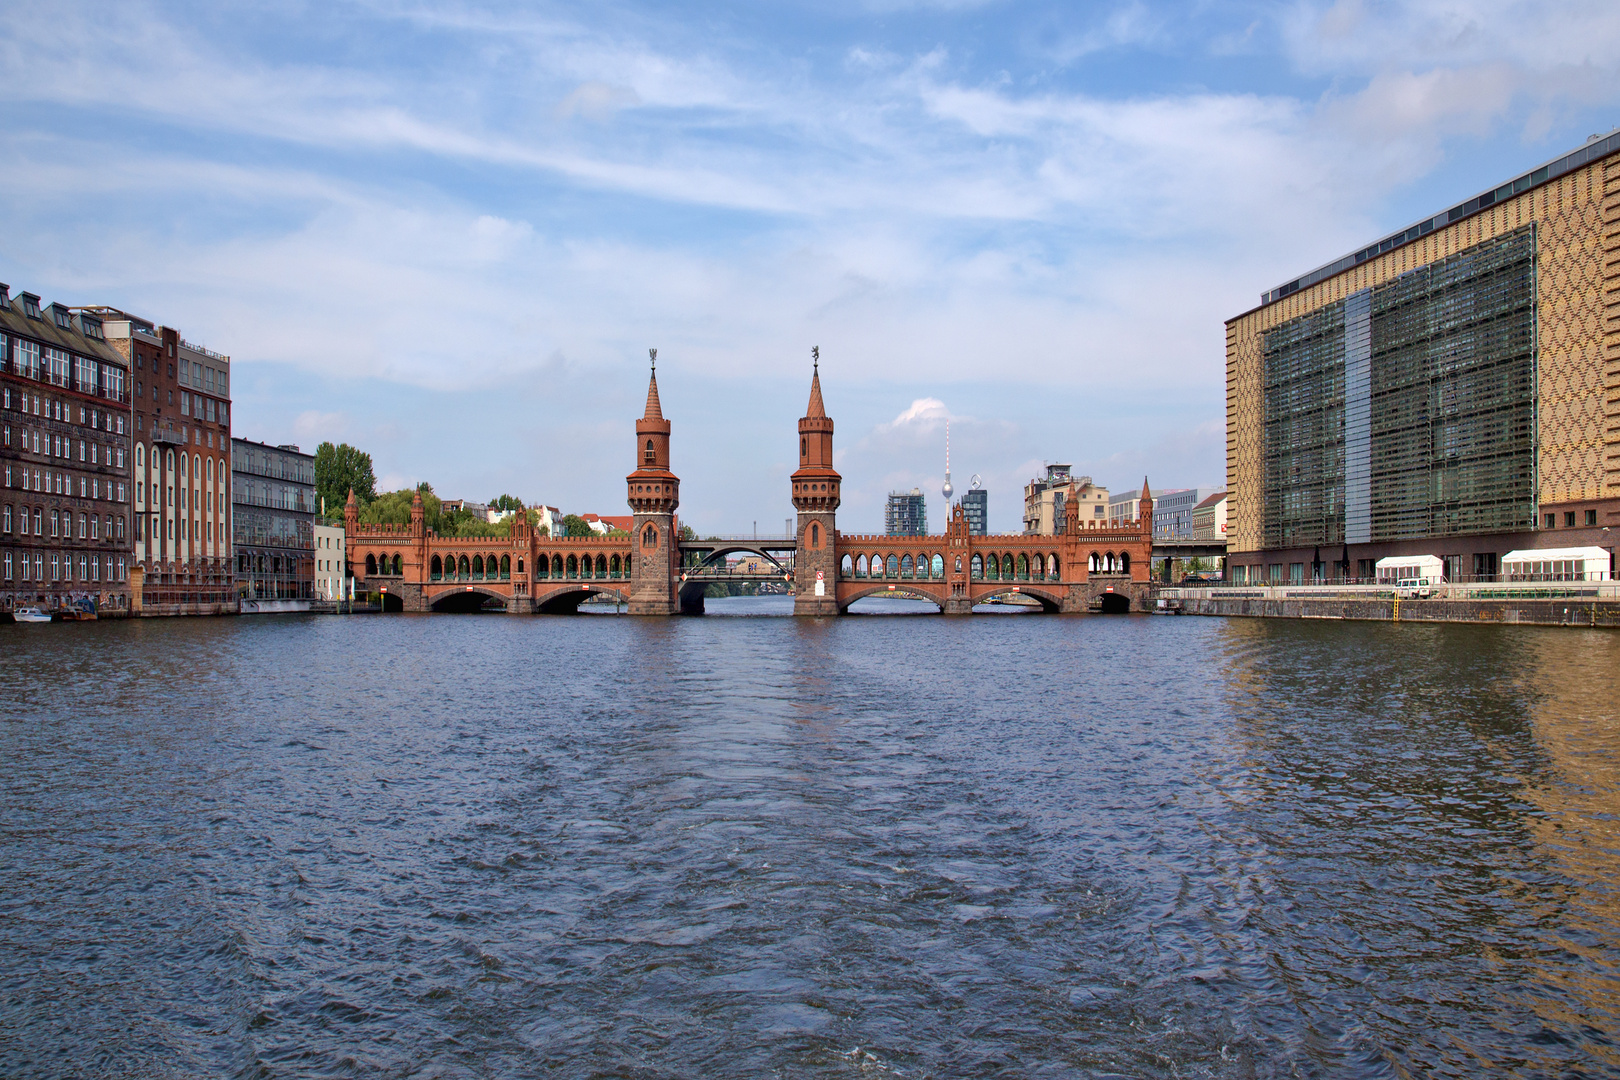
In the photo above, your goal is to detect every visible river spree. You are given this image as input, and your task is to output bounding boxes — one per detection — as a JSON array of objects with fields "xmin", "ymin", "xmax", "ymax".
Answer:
[{"xmin": 2, "ymin": 603, "xmax": 1618, "ymax": 1077}]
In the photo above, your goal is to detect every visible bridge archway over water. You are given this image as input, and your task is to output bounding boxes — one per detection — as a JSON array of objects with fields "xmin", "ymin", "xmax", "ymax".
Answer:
[
  {"xmin": 535, "ymin": 585, "xmax": 629, "ymax": 614},
  {"xmin": 974, "ymin": 586, "xmax": 1064, "ymax": 613},
  {"xmin": 1097, "ymin": 591, "xmax": 1133, "ymax": 614},
  {"xmin": 431, "ymin": 587, "xmax": 507, "ymax": 613},
  {"xmin": 838, "ymin": 585, "xmax": 945, "ymax": 613}
]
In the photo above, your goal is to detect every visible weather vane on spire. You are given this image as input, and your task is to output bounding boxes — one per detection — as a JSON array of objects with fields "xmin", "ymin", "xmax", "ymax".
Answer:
[
  {"xmin": 649, "ymin": 347, "xmax": 657, "ymax": 372},
  {"xmin": 811, "ymin": 345, "xmax": 819, "ymax": 374}
]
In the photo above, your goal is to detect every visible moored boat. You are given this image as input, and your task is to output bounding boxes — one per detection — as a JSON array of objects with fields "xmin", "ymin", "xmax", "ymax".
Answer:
[{"xmin": 13, "ymin": 607, "xmax": 52, "ymax": 623}]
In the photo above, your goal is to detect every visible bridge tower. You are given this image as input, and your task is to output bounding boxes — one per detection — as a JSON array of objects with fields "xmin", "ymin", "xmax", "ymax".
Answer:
[
  {"xmin": 626, "ymin": 352, "xmax": 681, "ymax": 615},
  {"xmin": 792, "ymin": 350, "xmax": 841, "ymax": 616}
]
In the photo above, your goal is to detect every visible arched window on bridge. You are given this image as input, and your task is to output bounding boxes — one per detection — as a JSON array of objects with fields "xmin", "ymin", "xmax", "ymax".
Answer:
[
  {"xmin": 886, "ymin": 554, "xmax": 899, "ymax": 577},
  {"xmin": 1002, "ymin": 554, "xmax": 1015, "ymax": 579},
  {"xmin": 810, "ymin": 522, "xmax": 820, "ymax": 547},
  {"xmin": 596, "ymin": 554, "xmax": 607, "ymax": 577},
  {"xmin": 1119, "ymin": 552, "xmax": 1130, "ymax": 574},
  {"xmin": 431, "ymin": 554, "xmax": 443, "ymax": 580},
  {"xmin": 610, "ymin": 554, "xmax": 621, "ymax": 577},
  {"xmin": 985, "ymin": 553, "xmax": 998, "ymax": 579},
  {"xmin": 516, "ymin": 558, "xmax": 524, "ymax": 575},
  {"xmin": 458, "ymin": 555, "xmax": 470, "ymax": 576},
  {"xmin": 932, "ymin": 553, "xmax": 944, "ymax": 578},
  {"xmin": 1049, "ymin": 554, "xmax": 1060, "ymax": 580},
  {"xmin": 365, "ymin": 553, "xmax": 377, "ymax": 575},
  {"xmin": 387, "ymin": 553, "xmax": 397, "ymax": 575},
  {"xmin": 1017, "ymin": 554, "xmax": 1029, "ymax": 579},
  {"xmin": 645, "ymin": 439, "xmax": 655, "ymax": 463},
  {"xmin": 1088, "ymin": 552, "xmax": 1099, "ymax": 572},
  {"xmin": 954, "ymin": 554, "xmax": 963, "ymax": 574},
  {"xmin": 854, "ymin": 554, "xmax": 867, "ymax": 577},
  {"xmin": 801, "ymin": 437, "xmax": 806, "ymax": 461},
  {"xmin": 643, "ymin": 524, "xmax": 656, "ymax": 550},
  {"xmin": 840, "ymin": 554, "xmax": 852, "ymax": 577},
  {"xmin": 472, "ymin": 555, "xmax": 484, "ymax": 577},
  {"xmin": 566, "ymin": 554, "xmax": 578, "ymax": 578},
  {"xmin": 552, "ymin": 554, "xmax": 563, "ymax": 578},
  {"xmin": 501, "ymin": 555, "xmax": 511, "ymax": 579},
  {"xmin": 970, "ymin": 553, "xmax": 982, "ymax": 578},
  {"xmin": 900, "ymin": 554, "xmax": 913, "ymax": 578},
  {"xmin": 870, "ymin": 553, "xmax": 882, "ymax": 577}
]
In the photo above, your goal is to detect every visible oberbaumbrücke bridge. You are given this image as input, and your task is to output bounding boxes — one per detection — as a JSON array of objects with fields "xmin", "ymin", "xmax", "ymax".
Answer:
[{"xmin": 345, "ymin": 363, "xmax": 1159, "ymax": 614}]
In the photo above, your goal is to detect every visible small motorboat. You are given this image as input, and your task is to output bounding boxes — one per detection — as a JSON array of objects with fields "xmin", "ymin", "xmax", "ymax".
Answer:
[{"xmin": 13, "ymin": 607, "xmax": 52, "ymax": 623}]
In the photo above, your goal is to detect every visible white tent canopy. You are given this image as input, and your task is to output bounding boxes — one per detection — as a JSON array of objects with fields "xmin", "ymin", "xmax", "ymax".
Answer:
[
  {"xmin": 1501, "ymin": 547, "xmax": 1613, "ymax": 581},
  {"xmin": 1375, "ymin": 554, "xmax": 1445, "ymax": 582}
]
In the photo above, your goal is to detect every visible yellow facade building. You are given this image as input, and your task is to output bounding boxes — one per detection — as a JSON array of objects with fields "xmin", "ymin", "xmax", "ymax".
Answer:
[{"xmin": 1225, "ymin": 129, "xmax": 1620, "ymax": 584}]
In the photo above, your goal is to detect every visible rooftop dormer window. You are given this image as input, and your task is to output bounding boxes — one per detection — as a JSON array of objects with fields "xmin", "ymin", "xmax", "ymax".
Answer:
[
  {"xmin": 52, "ymin": 304, "xmax": 72, "ymax": 330},
  {"xmin": 20, "ymin": 293, "xmax": 41, "ymax": 319}
]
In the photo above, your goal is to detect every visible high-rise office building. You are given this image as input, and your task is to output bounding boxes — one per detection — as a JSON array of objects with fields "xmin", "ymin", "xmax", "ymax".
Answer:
[
  {"xmin": 1226, "ymin": 128, "xmax": 1620, "ymax": 583},
  {"xmin": 885, "ymin": 488, "xmax": 927, "ymax": 536},
  {"xmin": 961, "ymin": 485, "xmax": 987, "ymax": 536}
]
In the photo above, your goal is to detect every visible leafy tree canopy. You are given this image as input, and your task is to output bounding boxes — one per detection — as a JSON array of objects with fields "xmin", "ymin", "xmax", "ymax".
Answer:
[
  {"xmin": 562, "ymin": 514, "xmax": 595, "ymax": 538},
  {"xmin": 488, "ymin": 493, "xmax": 525, "ymax": 512},
  {"xmin": 359, "ymin": 484, "xmax": 530, "ymax": 538},
  {"xmin": 314, "ymin": 442, "xmax": 376, "ymax": 517}
]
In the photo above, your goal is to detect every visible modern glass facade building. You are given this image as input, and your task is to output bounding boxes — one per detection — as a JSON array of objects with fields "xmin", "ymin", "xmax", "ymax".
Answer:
[
  {"xmin": 885, "ymin": 489, "xmax": 927, "ymax": 536},
  {"xmin": 1227, "ymin": 129, "xmax": 1620, "ymax": 582},
  {"xmin": 960, "ymin": 487, "xmax": 987, "ymax": 536},
  {"xmin": 232, "ymin": 438, "xmax": 315, "ymax": 599}
]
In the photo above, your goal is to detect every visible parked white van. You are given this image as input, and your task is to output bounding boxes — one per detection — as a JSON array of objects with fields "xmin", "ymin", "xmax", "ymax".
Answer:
[{"xmin": 1375, "ymin": 555, "xmax": 1444, "ymax": 598}]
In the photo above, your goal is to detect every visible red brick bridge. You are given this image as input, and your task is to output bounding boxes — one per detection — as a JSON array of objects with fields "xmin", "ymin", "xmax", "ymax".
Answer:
[{"xmin": 345, "ymin": 365, "xmax": 1156, "ymax": 614}]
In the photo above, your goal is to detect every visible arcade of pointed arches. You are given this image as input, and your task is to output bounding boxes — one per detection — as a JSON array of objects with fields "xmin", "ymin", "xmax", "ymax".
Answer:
[{"xmin": 837, "ymin": 549, "xmax": 1129, "ymax": 582}]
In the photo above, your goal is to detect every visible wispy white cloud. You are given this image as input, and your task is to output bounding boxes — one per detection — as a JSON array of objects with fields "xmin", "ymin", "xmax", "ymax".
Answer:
[{"xmin": 1, "ymin": 0, "xmax": 1616, "ymax": 527}]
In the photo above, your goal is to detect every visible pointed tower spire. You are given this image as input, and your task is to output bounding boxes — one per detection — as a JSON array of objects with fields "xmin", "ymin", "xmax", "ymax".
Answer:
[
  {"xmin": 793, "ymin": 346, "xmax": 840, "ymax": 616},
  {"xmin": 806, "ymin": 345, "xmax": 826, "ymax": 419},
  {"xmin": 643, "ymin": 348, "xmax": 664, "ymax": 420}
]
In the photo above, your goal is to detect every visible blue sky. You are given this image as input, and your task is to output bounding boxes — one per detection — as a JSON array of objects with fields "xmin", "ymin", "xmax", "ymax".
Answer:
[{"xmin": 3, "ymin": 0, "xmax": 1618, "ymax": 532}]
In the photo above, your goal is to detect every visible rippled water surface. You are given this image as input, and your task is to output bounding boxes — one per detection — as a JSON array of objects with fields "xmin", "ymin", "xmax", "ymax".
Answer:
[{"xmin": 3, "ymin": 601, "xmax": 1619, "ymax": 1078}]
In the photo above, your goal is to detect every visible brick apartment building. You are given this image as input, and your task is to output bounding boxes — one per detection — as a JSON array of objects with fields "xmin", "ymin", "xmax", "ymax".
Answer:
[
  {"xmin": 96, "ymin": 309, "xmax": 236, "ymax": 614},
  {"xmin": 0, "ymin": 285, "xmax": 134, "ymax": 614}
]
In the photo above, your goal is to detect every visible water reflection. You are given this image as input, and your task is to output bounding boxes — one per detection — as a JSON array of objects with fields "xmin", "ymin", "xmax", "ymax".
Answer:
[{"xmin": 0, "ymin": 615, "xmax": 1616, "ymax": 1077}]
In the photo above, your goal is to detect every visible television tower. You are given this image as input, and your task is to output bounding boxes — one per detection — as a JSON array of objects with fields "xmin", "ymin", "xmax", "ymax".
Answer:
[{"xmin": 941, "ymin": 420, "xmax": 953, "ymax": 505}]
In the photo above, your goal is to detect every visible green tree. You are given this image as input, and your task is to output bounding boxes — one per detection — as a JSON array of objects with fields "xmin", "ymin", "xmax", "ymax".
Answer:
[
  {"xmin": 678, "ymin": 523, "xmax": 696, "ymax": 541},
  {"xmin": 359, "ymin": 484, "xmax": 441, "ymax": 528},
  {"xmin": 488, "ymin": 493, "xmax": 525, "ymax": 512},
  {"xmin": 314, "ymin": 442, "xmax": 376, "ymax": 516},
  {"xmin": 562, "ymin": 514, "xmax": 594, "ymax": 538}
]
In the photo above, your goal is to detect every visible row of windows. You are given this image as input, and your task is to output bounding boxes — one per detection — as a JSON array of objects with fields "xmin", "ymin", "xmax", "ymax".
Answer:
[
  {"xmin": 6, "ymin": 465, "xmax": 126, "ymax": 502},
  {"xmin": 3, "ymin": 505, "xmax": 126, "ymax": 541},
  {"xmin": 2, "ymin": 550, "xmax": 127, "ymax": 583},
  {"xmin": 1544, "ymin": 509, "xmax": 1600, "ymax": 528},
  {"xmin": 177, "ymin": 356, "xmax": 227, "ymax": 396},
  {"xmin": 142, "ymin": 516, "xmax": 223, "ymax": 544},
  {"xmin": 142, "ymin": 482, "xmax": 224, "ymax": 515},
  {"xmin": 135, "ymin": 445, "xmax": 228, "ymax": 485},
  {"xmin": 233, "ymin": 450, "xmax": 312, "ymax": 484},
  {"xmin": 0, "ymin": 337, "xmax": 126, "ymax": 400},
  {"xmin": 3, "ymin": 388, "xmax": 127, "ymax": 436},
  {"xmin": 4, "ymin": 425, "xmax": 126, "ymax": 468}
]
